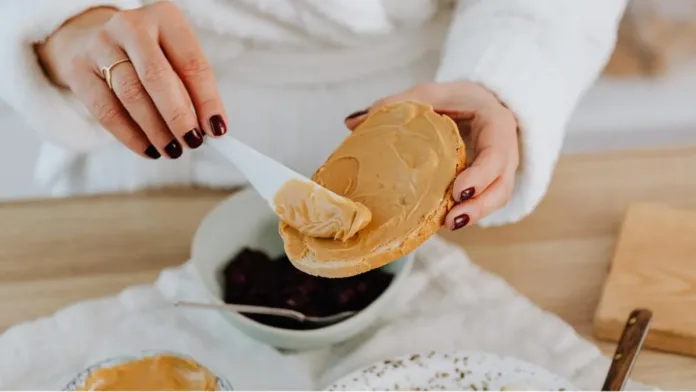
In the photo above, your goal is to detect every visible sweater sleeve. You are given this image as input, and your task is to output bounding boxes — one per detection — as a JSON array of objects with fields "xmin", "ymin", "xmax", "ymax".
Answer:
[
  {"xmin": 436, "ymin": 0, "xmax": 628, "ymax": 226},
  {"xmin": 0, "ymin": 0, "xmax": 142, "ymax": 153}
]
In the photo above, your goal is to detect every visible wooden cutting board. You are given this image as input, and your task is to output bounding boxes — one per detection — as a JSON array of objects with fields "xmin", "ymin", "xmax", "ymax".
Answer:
[{"xmin": 595, "ymin": 203, "xmax": 696, "ymax": 356}]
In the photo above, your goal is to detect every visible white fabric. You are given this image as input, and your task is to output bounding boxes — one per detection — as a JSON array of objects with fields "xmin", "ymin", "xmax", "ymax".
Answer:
[
  {"xmin": 0, "ymin": 0, "xmax": 627, "ymax": 226},
  {"xmin": 0, "ymin": 237, "xmax": 652, "ymax": 390},
  {"xmin": 0, "ymin": 0, "xmax": 141, "ymax": 152},
  {"xmin": 435, "ymin": 0, "xmax": 628, "ymax": 225}
]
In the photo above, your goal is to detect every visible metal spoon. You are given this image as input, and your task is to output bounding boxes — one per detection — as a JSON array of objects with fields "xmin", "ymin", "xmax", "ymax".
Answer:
[
  {"xmin": 601, "ymin": 308, "xmax": 653, "ymax": 391},
  {"xmin": 173, "ymin": 301, "xmax": 357, "ymax": 326}
]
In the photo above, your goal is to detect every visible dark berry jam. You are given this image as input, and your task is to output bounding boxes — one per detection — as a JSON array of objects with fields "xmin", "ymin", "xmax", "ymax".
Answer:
[{"xmin": 221, "ymin": 248, "xmax": 394, "ymax": 330}]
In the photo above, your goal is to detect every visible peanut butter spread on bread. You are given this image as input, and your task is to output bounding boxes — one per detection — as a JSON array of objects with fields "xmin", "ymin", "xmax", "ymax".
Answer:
[
  {"xmin": 274, "ymin": 179, "xmax": 372, "ymax": 242},
  {"xmin": 280, "ymin": 101, "xmax": 461, "ymax": 266}
]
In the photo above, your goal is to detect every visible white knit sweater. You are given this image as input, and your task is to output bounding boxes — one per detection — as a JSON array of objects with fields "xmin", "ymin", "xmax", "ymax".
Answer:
[{"xmin": 0, "ymin": 0, "xmax": 627, "ymax": 226}]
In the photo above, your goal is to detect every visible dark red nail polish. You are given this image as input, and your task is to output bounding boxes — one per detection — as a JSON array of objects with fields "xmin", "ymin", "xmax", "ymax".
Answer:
[
  {"xmin": 452, "ymin": 214, "xmax": 470, "ymax": 230},
  {"xmin": 459, "ymin": 187, "xmax": 475, "ymax": 202},
  {"xmin": 209, "ymin": 115, "xmax": 227, "ymax": 136},
  {"xmin": 183, "ymin": 128, "xmax": 204, "ymax": 149},
  {"xmin": 345, "ymin": 109, "xmax": 368, "ymax": 121},
  {"xmin": 144, "ymin": 145, "xmax": 160, "ymax": 159},
  {"xmin": 164, "ymin": 140, "xmax": 183, "ymax": 159}
]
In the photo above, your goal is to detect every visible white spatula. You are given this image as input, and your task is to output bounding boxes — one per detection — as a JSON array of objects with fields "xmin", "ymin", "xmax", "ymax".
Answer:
[{"xmin": 205, "ymin": 135, "xmax": 345, "ymax": 210}]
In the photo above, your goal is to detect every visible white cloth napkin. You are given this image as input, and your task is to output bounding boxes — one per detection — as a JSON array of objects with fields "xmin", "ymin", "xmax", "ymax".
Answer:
[{"xmin": 0, "ymin": 236, "xmax": 651, "ymax": 390}]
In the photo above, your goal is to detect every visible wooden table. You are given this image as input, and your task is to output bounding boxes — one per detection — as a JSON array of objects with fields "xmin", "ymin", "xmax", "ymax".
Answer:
[{"xmin": 2, "ymin": 147, "xmax": 696, "ymax": 389}]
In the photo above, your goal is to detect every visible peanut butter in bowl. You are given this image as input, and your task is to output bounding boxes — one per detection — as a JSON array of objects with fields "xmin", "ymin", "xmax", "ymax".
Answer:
[{"xmin": 64, "ymin": 352, "xmax": 232, "ymax": 391}]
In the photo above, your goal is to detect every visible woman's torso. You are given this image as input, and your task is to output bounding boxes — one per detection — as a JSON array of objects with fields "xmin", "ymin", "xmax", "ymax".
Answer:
[{"xmin": 38, "ymin": 0, "xmax": 456, "ymax": 196}]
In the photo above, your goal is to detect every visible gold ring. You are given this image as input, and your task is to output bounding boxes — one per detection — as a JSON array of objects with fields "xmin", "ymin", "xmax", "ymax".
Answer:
[{"xmin": 100, "ymin": 58, "xmax": 131, "ymax": 91}]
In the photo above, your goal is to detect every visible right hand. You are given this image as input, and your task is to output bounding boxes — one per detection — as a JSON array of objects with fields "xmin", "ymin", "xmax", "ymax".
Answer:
[{"xmin": 37, "ymin": 2, "xmax": 228, "ymax": 159}]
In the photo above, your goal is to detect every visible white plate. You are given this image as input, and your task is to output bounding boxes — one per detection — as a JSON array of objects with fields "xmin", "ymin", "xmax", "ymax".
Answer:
[{"xmin": 326, "ymin": 351, "xmax": 576, "ymax": 391}]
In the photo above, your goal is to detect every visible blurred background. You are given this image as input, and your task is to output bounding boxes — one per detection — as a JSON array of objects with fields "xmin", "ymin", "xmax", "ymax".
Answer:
[{"xmin": 2, "ymin": 0, "xmax": 696, "ymax": 201}]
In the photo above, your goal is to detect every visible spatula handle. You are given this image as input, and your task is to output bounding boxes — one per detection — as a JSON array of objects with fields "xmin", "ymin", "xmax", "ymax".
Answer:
[
  {"xmin": 601, "ymin": 308, "xmax": 652, "ymax": 391},
  {"xmin": 205, "ymin": 136, "xmax": 303, "ymax": 203}
]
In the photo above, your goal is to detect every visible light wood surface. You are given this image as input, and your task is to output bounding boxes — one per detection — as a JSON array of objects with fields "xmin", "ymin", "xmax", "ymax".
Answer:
[
  {"xmin": 595, "ymin": 203, "xmax": 696, "ymax": 357},
  {"xmin": 2, "ymin": 147, "xmax": 696, "ymax": 389}
]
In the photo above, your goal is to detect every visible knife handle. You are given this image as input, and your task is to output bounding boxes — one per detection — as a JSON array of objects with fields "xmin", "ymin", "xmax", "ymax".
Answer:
[{"xmin": 601, "ymin": 308, "xmax": 652, "ymax": 391}]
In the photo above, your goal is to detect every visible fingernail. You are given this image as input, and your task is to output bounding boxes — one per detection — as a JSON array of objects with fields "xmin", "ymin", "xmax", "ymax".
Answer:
[
  {"xmin": 459, "ymin": 187, "xmax": 475, "ymax": 202},
  {"xmin": 164, "ymin": 139, "xmax": 183, "ymax": 159},
  {"xmin": 144, "ymin": 145, "xmax": 161, "ymax": 159},
  {"xmin": 452, "ymin": 214, "xmax": 470, "ymax": 230},
  {"xmin": 345, "ymin": 109, "xmax": 368, "ymax": 121},
  {"xmin": 209, "ymin": 115, "xmax": 227, "ymax": 136},
  {"xmin": 183, "ymin": 128, "xmax": 204, "ymax": 149}
]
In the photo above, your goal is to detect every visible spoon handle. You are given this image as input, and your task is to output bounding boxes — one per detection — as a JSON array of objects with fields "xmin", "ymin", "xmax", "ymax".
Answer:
[
  {"xmin": 174, "ymin": 301, "xmax": 306, "ymax": 321},
  {"xmin": 602, "ymin": 308, "xmax": 653, "ymax": 391}
]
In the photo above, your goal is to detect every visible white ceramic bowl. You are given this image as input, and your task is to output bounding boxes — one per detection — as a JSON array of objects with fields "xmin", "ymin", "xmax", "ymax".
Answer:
[{"xmin": 189, "ymin": 188, "xmax": 415, "ymax": 350}]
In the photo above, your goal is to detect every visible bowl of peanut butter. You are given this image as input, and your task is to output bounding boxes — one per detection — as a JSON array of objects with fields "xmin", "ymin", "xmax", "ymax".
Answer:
[
  {"xmin": 189, "ymin": 187, "xmax": 415, "ymax": 350},
  {"xmin": 64, "ymin": 351, "xmax": 233, "ymax": 391}
]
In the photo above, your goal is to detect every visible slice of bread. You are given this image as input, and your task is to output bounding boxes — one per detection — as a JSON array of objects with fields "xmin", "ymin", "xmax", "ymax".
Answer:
[{"xmin": 279, "ymin": 101, "xmax": 467, "ymax": 278}]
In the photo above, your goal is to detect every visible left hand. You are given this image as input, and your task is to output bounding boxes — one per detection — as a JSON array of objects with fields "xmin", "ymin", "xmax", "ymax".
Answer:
[{"xmin": 344, "ymin": 82, "xmax": 519, "ymax": 230}]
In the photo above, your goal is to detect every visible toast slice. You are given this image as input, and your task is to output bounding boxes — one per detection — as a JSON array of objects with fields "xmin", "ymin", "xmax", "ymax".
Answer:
[{"xmin": 280, "ymin": 101, "xmax": 467, "ymax": 278}]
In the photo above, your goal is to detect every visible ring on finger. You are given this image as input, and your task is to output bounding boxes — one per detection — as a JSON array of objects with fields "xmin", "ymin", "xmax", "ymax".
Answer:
[{"xmin": 100, "ymin": 58, "xmax": 132, "ymax": 91}]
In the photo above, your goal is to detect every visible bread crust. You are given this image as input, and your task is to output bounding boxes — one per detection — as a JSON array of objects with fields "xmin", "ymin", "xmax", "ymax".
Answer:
[{"xmin": 280, "ymin": 106, "xmax": 467, "ymax": 278}]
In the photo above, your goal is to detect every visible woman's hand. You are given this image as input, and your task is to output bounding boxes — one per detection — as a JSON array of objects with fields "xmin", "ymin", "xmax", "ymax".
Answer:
[
  {"xmin": 344, "ymin": 82, "xmax": 519, "ymax": 230},
  {"xmin": 37, "ymin": 2, "xmax": 227, "ymax": 159}
]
